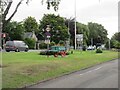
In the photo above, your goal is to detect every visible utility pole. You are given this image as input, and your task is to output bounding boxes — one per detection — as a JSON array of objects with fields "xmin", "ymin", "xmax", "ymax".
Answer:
[{"xmin": 74, "ymin": 0, "xmax": 77, "ymax": 50}]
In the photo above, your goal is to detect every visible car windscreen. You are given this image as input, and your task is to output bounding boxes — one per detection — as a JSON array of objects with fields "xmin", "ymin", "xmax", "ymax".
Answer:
[
  {"xmin": 14, "ymin": 41, "xmax": 26, "ymax": 47},
  {"xmin": 6, "ymin": 41, "xmax": 14, "ymax": 46}
]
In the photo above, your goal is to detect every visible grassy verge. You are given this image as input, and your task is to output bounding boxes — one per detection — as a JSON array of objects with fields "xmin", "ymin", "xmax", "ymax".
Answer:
[{"xmin": 2, "ymin": 50, "xmax": 118, "ymax": 88}]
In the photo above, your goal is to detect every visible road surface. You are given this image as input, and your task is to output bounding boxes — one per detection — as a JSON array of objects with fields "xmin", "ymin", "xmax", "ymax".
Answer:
[{"xmin": 29, "ymin": 59, "xmax": 118, "ymax": 88}]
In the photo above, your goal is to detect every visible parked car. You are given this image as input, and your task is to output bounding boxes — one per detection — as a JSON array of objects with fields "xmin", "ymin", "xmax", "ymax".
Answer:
[
  {"xmin": 87, "ymin": 46, "xmax": 96, "ymax": 50},
  {"xmin": 5, "ymin": 41, "xmax": 29, "ymax": 52},
  {"xmin": 0, "ymin": 46, "xmax": 1, "ymax": 51}
]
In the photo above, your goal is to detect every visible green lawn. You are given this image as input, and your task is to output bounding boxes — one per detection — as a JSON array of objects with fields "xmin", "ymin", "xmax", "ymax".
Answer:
[{"xmin": 2, "ymin": 50, "xmax": 118, "ymax": 88}]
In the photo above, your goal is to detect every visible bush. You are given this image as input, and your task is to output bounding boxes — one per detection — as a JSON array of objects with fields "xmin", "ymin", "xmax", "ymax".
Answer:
[
  {"xmin": 39, "ymin": 43, "xmax": 47, "ymax": 49},
  {"xmin": 59, "ymin": 40, "xmax": 65, "ymax": 46},
  {"xmin": 50, "ymin": 41, "xmax": 56, "ymax": 46},
  {"xmin": 40, "ymin": 51, "xmax": 46, "ymax": 55},
  {"xmin": 82, "ymin": 45, "xmax": 87, "ymax": 51},
  {"xmin": 24, "ymin": 38, "xmax": 36, "ymax": 49},
  {"xmin": 71, "ymin": 50, "xmax": 74, "ymax": 54},
  {"xmin": 96, "ymin": 48, "xmax": 103, "ymax": 53},
  {"xmin": 66, "ymin": 52, "xmax": 71, "ymax": 55}
]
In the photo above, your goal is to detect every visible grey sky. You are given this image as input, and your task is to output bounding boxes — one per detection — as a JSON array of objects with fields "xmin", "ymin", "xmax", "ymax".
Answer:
[{"xmin": 7, "ymin": 0, "xmax": 119, "ymax": 38}]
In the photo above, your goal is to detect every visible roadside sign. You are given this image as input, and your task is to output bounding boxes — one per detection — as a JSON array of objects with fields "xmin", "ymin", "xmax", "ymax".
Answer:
[
  {"xmin": 45, "ymin": 32, "xmax": 51, "ymax": 36},
  {"xmin": 76, "ymin": 34, "xmax": 83, "ymax": 39},
  {"xmin": 76, "ymin": 34, "xmax": 83, "ymax": 41},
  {"xmin": 45, "ymin": 40, "xmax": 50, "ymax": 44}
]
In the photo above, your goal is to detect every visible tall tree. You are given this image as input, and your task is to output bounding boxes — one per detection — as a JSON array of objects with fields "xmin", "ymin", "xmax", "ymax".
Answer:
[
  {"xmin": 111, "ymin": 32, "xmax": 120, "ymax": 49},
  {"xmin": 39, "ymin": 14, "xmax": 69, "ymax": 44},
  {"xmin": 88, "ymin": 22, "xmax": 108, "ymax": 45},
  {"xmin": 65, "ymin": 18, "xmax": 75, "ymax": 46},
  {"xmin": 1, "ymin": 0, "xmax": 61, "ymax": 32},
  {"xmin": 23, "ymin": 16, "xmax": 38, "ymax": 33},
  {"xmin": 76, "ymin": 22, "xmax": 89, "ymax": 45},
  {"xmin": 4, "ymin": 21, "xmax": 24, "ymax": 40}
]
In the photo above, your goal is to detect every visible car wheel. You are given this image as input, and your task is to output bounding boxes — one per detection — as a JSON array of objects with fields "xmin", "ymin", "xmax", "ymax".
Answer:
[
  {"xmin": 15, "ymin": 48, "xmax": 19, "ymax": 52},
  {"xmin": 54, "ymin": 53, "xmax": 58, "ymax": 57},
  {"xmin": 6, "ymin": 50, "xmax": 10, "ymax": 52},
  {"xmin": 25, "ymin": 48, "xmax": 28, "ymax": 52}
]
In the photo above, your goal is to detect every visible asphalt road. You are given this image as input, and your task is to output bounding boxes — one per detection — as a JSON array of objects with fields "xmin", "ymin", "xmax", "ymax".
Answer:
[{"xmin": 29, "ymin": 59, "xmax": 118, "ymax": 88}]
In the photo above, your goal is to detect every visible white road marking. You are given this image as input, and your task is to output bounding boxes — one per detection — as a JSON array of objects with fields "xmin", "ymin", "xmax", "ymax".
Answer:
[{"xmin": 79, "ymin": 67, "xmax": 102, "ymax": 76}]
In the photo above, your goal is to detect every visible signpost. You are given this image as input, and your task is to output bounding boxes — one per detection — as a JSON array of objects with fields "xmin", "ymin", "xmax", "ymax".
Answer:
[
  {"xmin": 76, "ymin": 34, "xmax": 83, "ymax": 50},
  {"xmin": 45, "ymin": 25, "xmax": 51, "ymax": 50}
]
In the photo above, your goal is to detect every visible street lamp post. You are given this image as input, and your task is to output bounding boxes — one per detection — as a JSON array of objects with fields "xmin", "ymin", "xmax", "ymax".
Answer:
[{"xmin": 67, "ymin": 18, "xmax": 71, "ymax": 50}]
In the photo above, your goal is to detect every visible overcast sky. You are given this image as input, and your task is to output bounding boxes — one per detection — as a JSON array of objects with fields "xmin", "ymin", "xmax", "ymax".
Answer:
[{"xmin": 7, "ymin": 0, "xmax": 119, "ymax": 38}]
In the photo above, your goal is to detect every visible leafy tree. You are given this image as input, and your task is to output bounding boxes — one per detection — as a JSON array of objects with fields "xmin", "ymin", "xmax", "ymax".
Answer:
[
  {"xmin": 111, "ymin": 32, "xmax": 120, "ymax": 42},
  {"xmin": 87, "ymin": 22, "xmax": 108, "ymax": 45},
  {"xmin": 50, "ymin": 41, "xmax": 55, "ymax": 46},
  {"xmin": 111, "ymin": 32, "xmax": 120, "ymax": 49},
  {"xmin": 65, "ymin": 18, "xmax": 75, "ymax": 46},
  {"xmin": 39, "ymin": 14, "xmax": 69, "ymax": 44},
  {"xmin": 4, "ymin": 21, "xmax": 24, "ymax": 40},
  {"xmin": 1, "ymin": 0, "xmax": 61, "ymax": 32},
  {"xmin": 59, "ymin": 40, "xmax": 65, "ymax": 46},
  {"xmin": 24, "ymin": 38, "xmax": 36, "ymax": 49},
  {"xmin": 76, "ymin": 22, "xmax": 89, "ymax": 45},
  {"xmin": 23, "ymin": 16, "xmax": 38, "ymax": 33}
]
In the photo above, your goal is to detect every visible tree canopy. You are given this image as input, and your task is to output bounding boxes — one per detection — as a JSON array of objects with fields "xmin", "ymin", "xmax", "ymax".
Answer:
[
  {"xmin": 111, "ymin": 32, "xmax": 120, "ymax": 49},
  {"xmin": 23, "ymin": 16, "xmax": 39, "ymax": 33},
  {"xmin": 4, "ymin": 21, "xmax": 24, "ymax": 40},
  {"xmin": 87, "ymin": 22, "xmax": 108, "ymax": 45},
  {"xmin": 1, "ymin": 0, "xmax": 61, "ymax": 32},
  {"xmin": 39, "ymin": 14, "xmax": 69, "ymax": 44}
]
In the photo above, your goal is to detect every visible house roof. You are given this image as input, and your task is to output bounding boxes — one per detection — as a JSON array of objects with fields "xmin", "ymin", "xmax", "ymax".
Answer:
[
  {"xmin": 24, "ymin": 32, "xmax": 38, "ymax": 42},
  {"xmin": 24, "ymin": 32, "xmax": 33, "ymax": 39}
]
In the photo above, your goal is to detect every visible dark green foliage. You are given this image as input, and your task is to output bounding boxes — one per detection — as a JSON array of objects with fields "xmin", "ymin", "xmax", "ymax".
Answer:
[
  {"xmin": 82, "ymin": 45, "xmax": 87, "ymax": 51},
  {"xmin": 40, "ymin": 51, "xmax": 47, "ymax": 55},
  {"xmin": 50, "ymin": 41, "xmax": 56, "ymax": 46},
  {"xmin": 39, "ymin": 14, "xmax": 69, "ymax": 44},
  {"xmin": 66, "ymin": 52, "xmax": 71, "ymax": 55},
  {"xmin": 111, "ymin": 32, "xmax": 120, "ymax": 49},
  {"xmin": 40, "ymin": 51, "xmax": 55, "ymax": 55},
  {"xmin": 96, "ymin": 48, "xmax": 103, "ymax": 53},
  {"xmin": 71, "ymin": 50, "xmax": 74, "ymax": 54},
  {"xmin": 46, "ymin": 0, "xmax": 60, "ymax": 11},
  {"xmin": 88, "ymin": 22, "xmax": 108, "ymax": 45},
  {"xmin": 59, "ymin": 40, "xmax": 65, "ymax": 46},
  {"xmin": 76, "ymin": 23, "xmax": 89, "ymax": 46},
  {"xmin": 24, "ymin": 38, "xmax": 36, "ymax": 49},
  {"xmin": 23, "ymin": 16, "xmax": 39, "ymax": 33},
  {"xmin": 39, "ymin": 43, "xmax": 47, "ymax": 49},
  {"xmin": 4, "ymin": 21, "xmax": 24, "ymax": 41}
]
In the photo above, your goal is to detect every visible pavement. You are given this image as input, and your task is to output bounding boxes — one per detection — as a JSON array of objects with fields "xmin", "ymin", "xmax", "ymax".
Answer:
[
  {"xmin": 1, "ymin": 49, "xmax": 45, "ymax": 52},
  {"xmin": 29, "ymin": 59, "xmax": 118, "ymax": 88}
]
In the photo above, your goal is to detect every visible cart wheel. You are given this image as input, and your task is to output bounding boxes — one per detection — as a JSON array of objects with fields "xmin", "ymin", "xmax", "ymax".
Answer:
[
  {"xmin": 61, "ymin": 51, "xmax": 65, "ymax": 57},
  {"xmin": 54, "ymin": 53, "xmax": 58, "ymax": 57}
]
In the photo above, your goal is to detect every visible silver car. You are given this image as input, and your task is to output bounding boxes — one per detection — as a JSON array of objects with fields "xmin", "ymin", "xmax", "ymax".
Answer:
[{"xmin": 5, "ymin": 41, "xmax": 29, "ymax": 52}]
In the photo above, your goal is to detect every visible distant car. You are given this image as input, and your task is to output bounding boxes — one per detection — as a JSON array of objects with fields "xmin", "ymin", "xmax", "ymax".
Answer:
[
  {"xmin": 5, "ymin": 41, "xmax": 29, "ymax": 52},
  {"xmin": 87, "ymin": 46, "xmax": 95, "ymax": 50},
  {"xmin": 0, "ymin": 46, "xmax": 1, "ymax": 51},
  {"xmin": 70, "ymin": 46, "xmax": 74, "ymax": 49}
]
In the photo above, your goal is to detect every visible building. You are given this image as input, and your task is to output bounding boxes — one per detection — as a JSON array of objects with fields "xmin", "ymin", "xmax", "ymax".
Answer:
[{"xmin": 24, "ymin": 31, "xmax": 38, "ymax": 49}]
